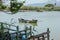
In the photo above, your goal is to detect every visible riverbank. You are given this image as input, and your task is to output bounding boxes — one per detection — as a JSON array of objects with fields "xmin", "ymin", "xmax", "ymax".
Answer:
[
  {"xmin": 0, "ymin": 6, "xmax": 60, "ymax": 12},
  {"xmin": 20, "ymin": 6, "xmax": 60, "ymax": 11}
]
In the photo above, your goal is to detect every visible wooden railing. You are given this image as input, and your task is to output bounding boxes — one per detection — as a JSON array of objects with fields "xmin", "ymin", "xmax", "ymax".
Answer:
[
  {"xmin": 0, "ymin": 22, "xmax": 32, "ymax": 40},
  {"xmin": 0, "ymin": 22, "xmax": 50, "ymax": 40},
  {"xmin": 26, "ymin": 28, "xmax": 50, "ymax": 40}
]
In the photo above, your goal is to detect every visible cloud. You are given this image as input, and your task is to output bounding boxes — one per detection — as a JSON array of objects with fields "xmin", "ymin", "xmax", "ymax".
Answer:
[
  {"xmin": 57, "ymin": 0, "xmax": 60, "ymax": 1},
  {"xmin": 25, "ymin": 0, "xmax": 48, "ymax": 5},
  {"xmin": 2, "ymin": 0, "xmax": 60, "ymax": 6}
]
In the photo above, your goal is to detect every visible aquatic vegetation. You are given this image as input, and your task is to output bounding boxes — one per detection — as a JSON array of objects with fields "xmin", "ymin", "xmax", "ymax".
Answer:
[{"xmin": 29, "ymin": 22, "xmax": 37, "ymax": 26}]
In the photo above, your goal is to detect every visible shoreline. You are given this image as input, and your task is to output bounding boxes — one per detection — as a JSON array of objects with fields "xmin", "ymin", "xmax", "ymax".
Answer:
[
  {"xmin": 0, "ymin": 9, "xmax": 60, "ymax": 12},
  {"xmin": 19, "ymin": 10, "xmax": 44, "ymax": 12},
  {"xmin": 0, "ymin": 9, "xmax": 44, "ymax": 12}
]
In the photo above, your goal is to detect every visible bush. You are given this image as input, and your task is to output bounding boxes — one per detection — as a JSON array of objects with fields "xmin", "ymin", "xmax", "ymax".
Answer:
[
  {"xmin": 0, "ymin": 4, "xmax": 6, "ymax": 9},
  {"xmin": 45, "ymin": 4, "xmax": 54, "ymax": 7},
  {"xmin": 53, "ymin": 7, "xmax": 60, "ymax": 11},
  {"xmin": 10, "ymin": 2, "xmax": 24, "ymax": 14},
  {"xmin": 1, "ymin": 5, "xmax": 6, "ymax": 9}
]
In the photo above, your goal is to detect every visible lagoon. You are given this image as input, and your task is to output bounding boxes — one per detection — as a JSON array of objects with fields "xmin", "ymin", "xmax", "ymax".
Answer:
[{"xmin": 0, "ymin": 11, "xmax": 60, "ymax": 40}]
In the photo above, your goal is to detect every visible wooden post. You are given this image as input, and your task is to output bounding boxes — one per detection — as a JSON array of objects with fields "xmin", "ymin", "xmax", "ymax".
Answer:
[
  {"xmin": 33, "ymin": 36, "xmax": 35, "ymax": 40},
  {"xmin": 30, "ymin": 26, "xmax": 32, "ymax": 37},
  {"xmin": 47, "ymin": 28, "xmax": 50, "ymax": 40},
  {"xmin": 16, "ymin": 26, "xmax": 19, "ymax": 40},
  {"xmin": 8, "ymin": 25, "xmax": 11, "ymax": 33},
  {"xmin": 51, "ymin": 39, "xmax": 54, "ymax": 40},
  {"xmin": 38, "ymin": 37, "xmax": 40, "ymax": 40},
  {"xmin": 0, "ymin": 23, "xmax": 4, "ymax": 33},
  {"xmin": 25, "ymin": 27, "xmax": 27, "ymax": 38},
  {"xmin": 42, "ymin": 35, "xmax": 45, "ymax": 40},
  {"xmin": 1, "ymin": 23, "xmax": 4, "ymax": 39}
]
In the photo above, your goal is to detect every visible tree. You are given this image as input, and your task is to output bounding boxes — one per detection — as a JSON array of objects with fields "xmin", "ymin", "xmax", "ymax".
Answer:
[
  {"xmin": 45, "ymin": 4, "xmax": 54, "ymax": 7},
  {"xmin": 10, "ymin": 0, "xmax": 25, "ymax": 14},
  {"xmin": 0, "ymin": 0, "xmax": 25, "ymax": 14}
]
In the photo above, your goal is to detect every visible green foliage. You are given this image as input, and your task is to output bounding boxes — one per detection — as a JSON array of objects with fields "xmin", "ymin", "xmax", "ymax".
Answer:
[
  {"xmin": 45, "ymin": 4, "xmax": 54, "ymax": 7},
  {"xmin": 10, "ymin": 1, "xmax": 24, "ymax": 14},
  {"xmin": 0, "ymin": 3, "xmax": 2, "ymax": 9},
  {"xmin": 0, "ymin": 0, "xmax": 25, "ymax": 14},
  {"xmin": 20, "ymin": 6, "xmax": 39, "ymax": 10},
  {"xmin": 0, "ymin": 4, "xmax": 6, "ymax": 9},
  {"xmin": 53, "ymin": 7, "xmax": 60, "ymax": 11},
  {"xmin": 1, "ymin": 5, "xmax": 6, "ymax": 9},
  {"xmin": 30, "ymin": 22, "xmax": 37, "ymax": 26}
]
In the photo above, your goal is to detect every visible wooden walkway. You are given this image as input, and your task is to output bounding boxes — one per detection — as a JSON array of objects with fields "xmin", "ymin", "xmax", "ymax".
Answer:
[
  {"xmin": 0, "ymin": 22, "xmax": 50, "ymax": 40},
  {"xmin": 26, "ymin": 28, "xmax": 50, "ymax": 40}
]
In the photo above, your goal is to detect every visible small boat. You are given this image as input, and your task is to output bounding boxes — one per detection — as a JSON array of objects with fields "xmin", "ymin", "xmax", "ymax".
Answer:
[
  {"xmin": 36, "ymin": 9, "xmax": 43, "ymax": 12},
  {"xmin": 18, "ymin": 18, "xmax": 37, "ymax": 23}
]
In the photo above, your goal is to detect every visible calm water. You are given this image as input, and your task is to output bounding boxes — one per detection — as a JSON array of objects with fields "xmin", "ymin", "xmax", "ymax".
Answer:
[{"xmin": 0, "ymin": 11, "xmax": 60, "ymax": 40}]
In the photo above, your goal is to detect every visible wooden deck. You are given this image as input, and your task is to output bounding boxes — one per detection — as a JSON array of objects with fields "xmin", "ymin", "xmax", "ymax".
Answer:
[
  {"xmin": 26, "ymin": 28, "xmax": 50, "ymax": 40},
  {"xmin": 0, "ymin": 22, "xmax": 50, "ymax": 40}
]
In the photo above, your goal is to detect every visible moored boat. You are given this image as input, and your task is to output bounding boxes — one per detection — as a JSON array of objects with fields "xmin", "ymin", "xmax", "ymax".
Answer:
[{"xmin": 18, "ymin": 18, "xmax": 37, "ymax": 23}]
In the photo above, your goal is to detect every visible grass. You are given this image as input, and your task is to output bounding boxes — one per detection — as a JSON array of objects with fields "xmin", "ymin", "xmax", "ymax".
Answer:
[
  {"xmin": 0, "ymin": 6, "xmax": 60, "ymax": 11},
  {"xmin": 53, "ymin": 7, "xmax": 60, "ymax": 11},
  {"xmin": 19, "ymin": 6, "xmax": 60, "ymax": 11}
]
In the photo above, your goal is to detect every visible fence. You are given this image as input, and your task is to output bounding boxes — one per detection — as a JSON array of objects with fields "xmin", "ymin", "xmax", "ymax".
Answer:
[
  {"xmin": 0, "ymin": 22, "xmax": 32, "ymax": 40},
  {"xmin": 26, "ymin": 28, "xmax": 50, "ymax": 40},
  {"xmin": 0, "ymin": 22, "xmax": 50, "ymax": 40}
]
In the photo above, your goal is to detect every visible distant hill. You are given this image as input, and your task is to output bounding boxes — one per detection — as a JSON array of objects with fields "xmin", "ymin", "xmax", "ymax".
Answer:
[{"xmin": 25, "ymin": 2, "xmax": 60, "ymax": 7}]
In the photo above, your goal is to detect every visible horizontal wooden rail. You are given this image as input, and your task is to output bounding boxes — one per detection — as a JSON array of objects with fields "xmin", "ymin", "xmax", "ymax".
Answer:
[
  {"xmin": 4, "ymin": 28, "xmax": 16, "ymax": 31},
  {"xmin": 0, "ymin": 22, "xmax": 18, "ymax": 27}
]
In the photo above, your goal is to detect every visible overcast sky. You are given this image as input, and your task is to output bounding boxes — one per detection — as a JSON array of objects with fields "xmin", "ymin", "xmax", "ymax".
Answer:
[
  {"xmin": 19, "ymin": 0, "xmax": 60, "ymax": 4},
  {"xmin": 2, "ymin": 0, "xmax": 60, "ymax": 6}
]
